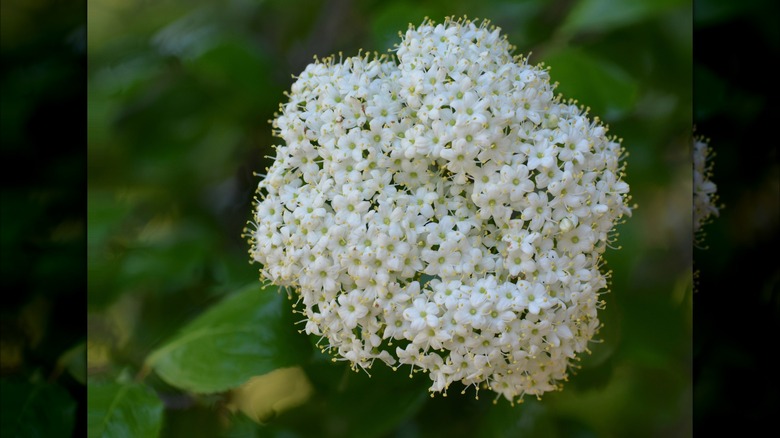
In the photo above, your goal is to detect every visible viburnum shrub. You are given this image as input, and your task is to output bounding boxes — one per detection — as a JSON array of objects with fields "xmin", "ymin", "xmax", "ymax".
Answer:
[{"xmin": 248, "ymin": 17, "xmax": 632, "ymax": 403}]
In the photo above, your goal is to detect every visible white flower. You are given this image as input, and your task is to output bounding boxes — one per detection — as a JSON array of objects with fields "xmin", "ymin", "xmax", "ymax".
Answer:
[
  {"xmin": 248, "ymin": 17, "xmax": 631, "ymax": 403},
  {"xmin": 403, "ymin": 298, "xmax": 441, "ymax": 331},
  {"xmin": 336, "ymin": 290, "xmax": 369, "ymax": 330},
  {"xmin": 693, "ymin": 136, "xmax": 720, "ymax": 236},
  {"xmin": 521, "ymin": 192, "xmax": 552, "ymax": 231}
]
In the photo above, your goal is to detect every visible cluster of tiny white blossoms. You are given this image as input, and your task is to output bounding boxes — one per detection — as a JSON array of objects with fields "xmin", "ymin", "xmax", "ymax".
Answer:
[
  {"xmin": 248, "ymin": 18, "xmax": 631, "ymax": 403},
  {"xmin": 693, "ymin": 136, "xmax": 719, "ymax": 236}
]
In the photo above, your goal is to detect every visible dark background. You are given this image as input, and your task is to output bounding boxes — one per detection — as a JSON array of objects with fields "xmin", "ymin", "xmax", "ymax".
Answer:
[
  {"xmin": 1, "ymin": 0, "xmax": 87, "ymax": 436},
  {"xmin": 692, "ymin": 0, "xmax": 780, "ymax": 428}
]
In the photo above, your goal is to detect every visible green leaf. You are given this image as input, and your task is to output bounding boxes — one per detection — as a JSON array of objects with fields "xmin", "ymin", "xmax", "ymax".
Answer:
[
  {"xmin": 58, "ymin": 342, "xmax": 88, "ymax": 385},
  {"xmin": 87, "ymin": 382, "xmax": 164, "ymax": 438},
  {"xmin": 543, "ymin": 48, "xmax": 639, "ymax": 121},
  {"xmin": 230, "ymin": 367, "xmax": 313, "ymax": 424},
  {"xmin": 145, "ymin": 283, "xmax": 311, "ymax": 393},
  {"xmin": 562, "ymin": 0, "xmax": 688, "ymax": 34},
  {"xmin": 0, "ymin": 380, "xmax": 76, "ymax": 438}
]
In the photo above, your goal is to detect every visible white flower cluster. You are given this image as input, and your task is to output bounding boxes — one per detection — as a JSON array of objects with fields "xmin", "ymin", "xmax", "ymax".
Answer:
[
  {"xmin": 693, "ymin": 137, "xmax": 719, "ymax": 235},
  {"xmin": 249, "ymin": 18, "xmax": 631, "ymax": 402}
]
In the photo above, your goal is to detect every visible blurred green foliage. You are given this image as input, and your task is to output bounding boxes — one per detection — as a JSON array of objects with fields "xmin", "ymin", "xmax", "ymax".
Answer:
[{"xmin": 83, "ymin": 0, "xmax": 698, "ymax": 436}]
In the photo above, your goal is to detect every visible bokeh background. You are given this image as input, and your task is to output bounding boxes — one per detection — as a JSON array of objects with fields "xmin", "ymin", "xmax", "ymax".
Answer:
[
  {"xmin": 86, "ymin": 0, "xmax": 694, "ymax": 436},
  {"xmin": 0, "ymin": 0, "xmax": 775, "ymax": 436}
]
